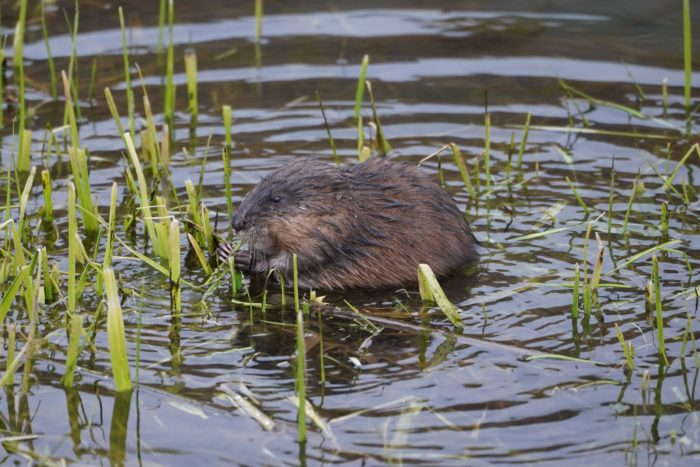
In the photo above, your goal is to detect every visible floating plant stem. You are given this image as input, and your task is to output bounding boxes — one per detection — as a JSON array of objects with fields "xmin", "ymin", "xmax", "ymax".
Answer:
[
  {"xmin": 652, "ymin": 255, "xmax": 669, "ymax": 366},
  {"xmin": 119, "ymin": 7, "xmax": 135, "ymax": 140},
  {"xmin": 104, "ymin": 268, "xmax": 133, "ymax": 392},
  {"xmin": 294, "ymin": 254, "xmax": 307, "ymax": 443},
  {"xmin": 417, "ymin": 264, "xmax": 464, "ymax": 329},
  {"xmin": 663, "ymin": 143, "xmax": 699, "ymax": 190},
  {"xmin": 565, "ymin": 176, "xmax": 590, "ymax": 217},
  {"xmin": 316, "ymin": 91, "xmax": 339, "ymax": 165},
  {"xmin": 354, "ymin": 54, "xmax": 369, "ymax": 122},
  {"xmin": 683, "ymin": 0, "xmax": 692, "ymax": 110},
  {"xmin": 40, "ymin": 1, "xmax": 57, "ymax": 98}
]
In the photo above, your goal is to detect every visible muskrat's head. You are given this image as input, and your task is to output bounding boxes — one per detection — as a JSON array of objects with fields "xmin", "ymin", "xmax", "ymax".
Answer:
[{"xmin": 231, "ymin": 158, "xmax": 349, "ymax": 258}]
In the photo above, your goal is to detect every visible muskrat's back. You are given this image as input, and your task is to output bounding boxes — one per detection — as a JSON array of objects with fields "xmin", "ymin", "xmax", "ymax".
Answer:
[{"xmin": 219, "ymin": 157, "xmax": 478, "ymax": 290}]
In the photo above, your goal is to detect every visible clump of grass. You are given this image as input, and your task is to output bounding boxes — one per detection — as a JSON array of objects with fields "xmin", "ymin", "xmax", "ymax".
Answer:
[{"xmin": 417, "ymin": 264, "xmax": 464, "ymax": 329}]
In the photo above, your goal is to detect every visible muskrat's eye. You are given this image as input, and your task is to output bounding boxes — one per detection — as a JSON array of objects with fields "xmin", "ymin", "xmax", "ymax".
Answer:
[{"xmin": 272, "ymin": 195, "xmax": 281, "ymax": 203}]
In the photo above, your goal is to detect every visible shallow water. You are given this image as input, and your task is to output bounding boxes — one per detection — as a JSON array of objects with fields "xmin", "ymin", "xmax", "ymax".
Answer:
[{"xmin": 1, "ymin": 0, "xmax": 699, "ymax": 464}]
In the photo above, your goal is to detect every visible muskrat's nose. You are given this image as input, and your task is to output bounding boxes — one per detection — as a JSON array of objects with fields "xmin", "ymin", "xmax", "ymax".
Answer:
[{"xmin": 232, "ymin": 214, "xmax": 246, "ymax": 232}]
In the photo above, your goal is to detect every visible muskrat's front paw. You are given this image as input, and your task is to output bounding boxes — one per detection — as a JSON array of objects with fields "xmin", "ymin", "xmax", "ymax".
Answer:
[
  {"xmin": 216, "ymin": 242, "xmax": 236, "ymax": 263},
  {"xmin": 216, "ymin": 243, "xmax": 252, "ymax": 272},
  {"xmin": 233, "ymin": 251, "xmax": 251, "ymax": 271}
]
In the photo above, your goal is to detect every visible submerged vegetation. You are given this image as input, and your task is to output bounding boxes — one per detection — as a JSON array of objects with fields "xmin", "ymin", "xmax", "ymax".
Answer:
[{"xmin": 0, "ymin": 0, "xmax": 698, "ymax": 464}]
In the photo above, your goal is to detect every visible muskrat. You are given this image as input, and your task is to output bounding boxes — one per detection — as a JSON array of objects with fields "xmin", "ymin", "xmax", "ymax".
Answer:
[{"xmin": 217, "ymin": 157, "xmax": 478, "ymax": 290}]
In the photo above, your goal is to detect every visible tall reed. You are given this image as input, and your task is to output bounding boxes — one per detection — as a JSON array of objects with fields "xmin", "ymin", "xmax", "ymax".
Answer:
[
  {"xmin": 104, "ymin": 268, "xmax": 133, "ymax": 392},
  {"xmin": 14, "ymin": 0, "xmax": 28, "ymax": 161}
]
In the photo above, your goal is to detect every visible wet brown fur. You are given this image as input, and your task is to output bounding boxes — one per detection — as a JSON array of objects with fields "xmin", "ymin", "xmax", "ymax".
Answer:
[{"xmin": 222, "ymin": 157, "xmax": 478, "ymax": 290}]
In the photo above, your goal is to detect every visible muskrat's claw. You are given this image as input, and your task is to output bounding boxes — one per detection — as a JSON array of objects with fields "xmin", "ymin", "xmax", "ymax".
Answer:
[
  {"xmin": 216, "ymin": 242, "xmax": 236, "ymax": 263},
  {"xmin": 216, "ymin": 242, "xmax": 252, "ymax": 272}
]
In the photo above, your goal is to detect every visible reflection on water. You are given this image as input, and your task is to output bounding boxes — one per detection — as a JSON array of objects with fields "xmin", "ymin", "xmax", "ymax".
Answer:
[{"xmin": 1, "ymin": 0, "xmax": 699, "ymax": 464}]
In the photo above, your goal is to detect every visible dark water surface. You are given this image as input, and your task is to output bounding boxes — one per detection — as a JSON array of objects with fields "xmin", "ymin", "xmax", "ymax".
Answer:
[{"xmin": 1, "ymin": 0, "xmax": 699, "ymax": 465}]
